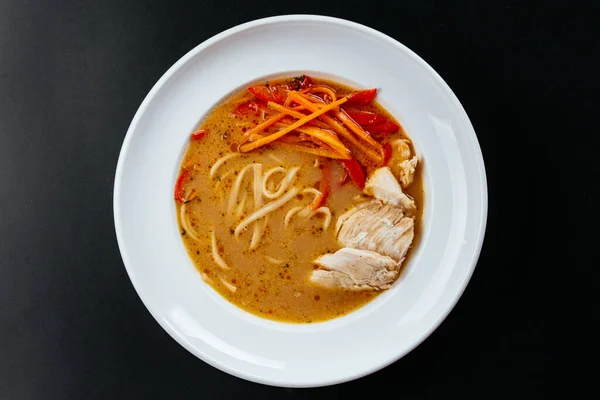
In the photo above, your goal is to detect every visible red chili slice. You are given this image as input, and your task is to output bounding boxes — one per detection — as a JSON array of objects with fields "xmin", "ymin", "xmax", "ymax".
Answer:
[
  {"xmin": 232, "ymin": 100, "xmax": 267, "ymax": 117},
  {"xmin": 248, "ymin": 85, "xmax": 276, "ymax": 103},
  {"xmin": 381, "ymin": 142, "xmax": 392, "ymax": 167},
  {"xmin": 190, "ymin": 129, "xmax": 207, "ymax": 140},
  {"xmin": 311, "ymin": 160, "xmax": 331, "ymax": 210},
  {"xmin": 368, "ymin": 121, "xmax": 400, "ymax": 135},
  {"xmin": 345, "ymin": 109, "xmax": 388, "ymax": 126},
  {"xmin": 174, "ymin": 169, "xmax": 192, "ymax": 203},
  {"xmin": 269, "ymin": 83, "xmax": 290, "ymax": 104},
  {"xmin": 345, "ymin": 89, "xmax": 377, "ymax": 106},
  {"xmin": 341, "ymin": 158, "xmax": 366, "ymax": 190}
]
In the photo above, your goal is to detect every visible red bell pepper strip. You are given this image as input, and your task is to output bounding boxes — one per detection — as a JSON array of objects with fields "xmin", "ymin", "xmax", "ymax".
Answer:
[
  {"xmin": 341, "ymin": 158, "xmax": 366, "ymax": 190},
  {"xmin": 174, "ymin": 168, "xmax": 192, "ymax": 203},
  {"xmin": 339, "ymin": 168, "xmax": 350, "ymax": 187},
  {"xmin": 368, "ymin": 121, "xmax": 400, "ymax": 135},
  {"xmin": 298, "ymin": 75, "xmax": 312, "ymax": 90},
  {"xmin": 269, "ymin": 83, "xmax": 290, "ymax": 104},
  {"xmin": 289, "ymin": 75, "xmax": 313, "ymax": 91},
  {"xmin": 381, "ymin": 142, "xmax": 392, "ymax": 167},
  {"xmin": 232, "ymin": 100, "xmax": 267, "ymax": 117},
  {"xmin": 248, "ymin": 85, "xmax": 276, "ymax": 103},
  {"xmin": 311, "ymin": 159, "xmax": 331, "ymax": 210},
  {"xmin": 190, "ymin": 129, "xmax": 207, "ymax": 140},
  {"xmin": 345, "ymin": 109, "xmax": 388, "ymax": 126},
  {"xmin": 345, "ymin": 89, "xmax": 377, "ymax": 106}
]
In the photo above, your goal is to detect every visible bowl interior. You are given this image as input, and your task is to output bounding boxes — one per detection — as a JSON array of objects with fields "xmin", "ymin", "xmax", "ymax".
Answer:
[{"xmin": 114, "ymin": 15, "xmax": 487, "ymax": 387}]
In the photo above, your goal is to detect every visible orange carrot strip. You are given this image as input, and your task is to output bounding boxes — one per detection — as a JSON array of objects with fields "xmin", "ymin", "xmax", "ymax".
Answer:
[
  {"xmin": 242, "ymin": 105, "xmax": 307, "ymax": 140},
  {"xmin": 275, "ymin": 122, "xmax": 346, "ymax": 149},
  {"xmin": 274, "ymin": 142, "xmax": 348, "ymax": 159},
  {"xmin": 280, "ymin": 116, "xmax": 330, "ymax": 130},
  {"xmin": 272, "ymin": 115, "xmax": 351, "ymax": 160},
  {"xmin": 267, "ymin": 102, "xmax": 307, "ymax": 119},
  {"xmin": 248, "ymin": 133, "xmax": 265, "ymax": 142},
  {"xmin": 242, "ymin": 113, "xmax": 287, "ymax": 139},
  {"xmin": 298, "ymin": 92, "xmax": 381, "ymax": 150},
  {"xmin": 289, "ymin": 93, "xmax": 382, "ymax": 162},
  {"xmin": 239, "ymin": 97, "xmax": 347, "ymax": 153},
  {"xmin": 292, "ymin": 126, "xmax": 350, "ymax": 160},
  {"xmin": 336, "ymin": 110, "xmax": 382, "ymax": 149},
  {"xmin": 275, "ymin": 125, "xmax": 349, "ymax": 159}
]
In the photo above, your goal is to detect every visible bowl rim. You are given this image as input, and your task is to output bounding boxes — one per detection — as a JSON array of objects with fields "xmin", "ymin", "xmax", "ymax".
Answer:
[{"xmin": 114, "ymin": 14, "xmax": 488, "ymax": 387}]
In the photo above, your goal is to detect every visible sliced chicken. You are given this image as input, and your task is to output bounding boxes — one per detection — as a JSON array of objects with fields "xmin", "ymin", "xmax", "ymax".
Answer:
[
  {"xmin": 398, "ymin": 156, "xmax": 418, "ymax": 188},
  {"xmin": 311, "ymin": 248, "xmax": 398, "ymax": 290},
  {"xmin": 336, "ymin": 199, "xmax": 414, "ymax": 263},
  {"xmin": 389, "ymin": 139, "xmax": 419, "ymax": 188},
  {"xmin": 392, "ymin": 138, "xmax": 412, "ymax": 160},
  {"xmin": 364, "ymin": 167, "xmax": 416, "ymax": 216}
]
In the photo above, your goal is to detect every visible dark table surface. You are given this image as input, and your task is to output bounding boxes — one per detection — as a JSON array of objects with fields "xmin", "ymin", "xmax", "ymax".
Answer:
[{"xmin": 1, "ymin": 0, "xmax": 596, "ymax": 398}]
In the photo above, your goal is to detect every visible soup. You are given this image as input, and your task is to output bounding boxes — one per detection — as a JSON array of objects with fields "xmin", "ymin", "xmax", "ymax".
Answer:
[{"xmin": 175, "ymin": 76, "xmax": 423, "ymax": 323}]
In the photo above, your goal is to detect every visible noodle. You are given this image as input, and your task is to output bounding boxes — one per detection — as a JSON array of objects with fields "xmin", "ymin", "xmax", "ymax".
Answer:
[
  {"xmin": 302, "ymin": 188, "xmax": 321, "ymax": 199},
  {"xmin": 234, "ymin": 187, "xmax": 300, "ymax": 237},
  {"xmin": 250, "ymin": 164, "xmax": 264, "ymax": 249},
  {"xmin": 215, "ymin": 169, "xmax": 234, "ymax": 201},
  {"xmin": 261, "ymin": 166, "xmax": 299, "ymax": 200},
  {"xmin": 201, "ymin": 272, "xmax": 214, "ymax": 284},
  {"xmin": 310, "ymin": 207, "xmax": 332, "ymax": 230},
  {"xmin": 228, "ymin": 163, "xmax": 257, "ymax": 213},
  {"xmin": 234, "ymin": 190, "xmax": 248, "ymax": 219},
  {"xmin": 250, "ymin": 216, "xmax": 269, "ymax": 250},
  {"xmin": 210, "ymin": 153, "xmax": 239, "ymax": 179},
  {"xmin": 268, "ymin": 153, "xmax": 283, "ymax": 163},
  {"xmin": 211, "ymin": 230, "xmax": 230, "ymax": 270},
  {"xmin": 265, "ymin": 255, "xmax": 284, "ymax": 265},
  {"xmin": 284, "ymin": 205, "xmax": 332, "ymax": 230},
  {"xmin": 179, "ymin": 203, "xmax": 200, "ymax": 241},
  {"xmin": 219, "ymin": 276, "xmax": 237, "ymax": 292},
  {"xmin": 284, "ymin": 206, "xmax": 305, "ymax": 229}
]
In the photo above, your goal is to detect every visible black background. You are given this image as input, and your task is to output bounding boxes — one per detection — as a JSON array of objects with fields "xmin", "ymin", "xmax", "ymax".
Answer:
[{"xmin": 1, "ymin": 0, "xmax": 596, "ymax": 398}]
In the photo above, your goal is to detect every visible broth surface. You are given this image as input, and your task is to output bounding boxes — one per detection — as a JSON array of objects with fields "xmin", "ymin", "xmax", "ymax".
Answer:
[{"xmin": 177, "ymin": 78, "xmax": 423, "ymax": 323}]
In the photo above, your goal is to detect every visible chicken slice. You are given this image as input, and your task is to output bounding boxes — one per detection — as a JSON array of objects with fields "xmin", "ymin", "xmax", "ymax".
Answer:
[
  {"xmin": 364, "ymin": 167, "xmax": 416, "ymax": 216},
  {"xmin": 311, "ymin": 248, "xmax": 398, "ymax": 290},
  {"xmin": 392, "ymin": 138, "xmax": 412, "ymax": 160},
  {"xmin": 336, "ymin": 199, "xmax": 414, "ymax": 263},
  {"xmin": 398, "ymin": 156, "xmax": 418, "ymax": 188}
]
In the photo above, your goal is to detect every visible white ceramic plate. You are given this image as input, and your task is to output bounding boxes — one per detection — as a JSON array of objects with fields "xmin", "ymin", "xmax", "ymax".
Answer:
[{"xmin": 114, "ymin": 15, "xmax": 487, "ymax": 387}]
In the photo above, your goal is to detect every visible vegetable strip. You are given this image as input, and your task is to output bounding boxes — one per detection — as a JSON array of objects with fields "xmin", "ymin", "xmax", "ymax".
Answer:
[
  {"xmin": 239, "ymin": 98, "xmax": 347, "ymax": 153},
  {"xmin": 274, "ymin": 143, "xmax": 347, "ymax": 159},
  {"xmin": 335, "ymin": 110, "xmax": 382, "ymax": 149},
  {"xmin": 289, "ymin": 93, "xmax": 382, "ymax": 162},
  {"xmin": 274, "ymin": 123, "xmax": 350, "ymax": 159}
]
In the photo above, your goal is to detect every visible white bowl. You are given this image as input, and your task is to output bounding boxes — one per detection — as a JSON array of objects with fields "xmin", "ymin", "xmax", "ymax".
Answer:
[{"xmin": 114, "ymin": 15, "xmax": 487, "ymax": 387}]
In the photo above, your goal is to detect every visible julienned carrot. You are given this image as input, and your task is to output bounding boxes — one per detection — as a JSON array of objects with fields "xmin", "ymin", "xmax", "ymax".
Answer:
[
  {"xmin": 289, "ymin": 93, "xmax": 382, "ymax": 162},
  {"xmin": 248, "ymin": 133, "xmax": 265, "ymax": 142},
  {"xmin": 267, "ymin": 102, "xmax": 307, "ymax": 120},
  {"xmin": 242, "ymin": 113, "xmax": 287, "ymax": 139},
  {"xmin": 294, "ymin": 126, "xmax": 350, "ymax": 160},
  {"xmin": 242, "ymin": 105, "xmax": 308, "ymax": 139},
  {"xmin": 274, "ymin": 142, "xmax": 348, "ymax": 159},
  {"xmin": 279, "ymin": 133, "xmax": 328, "ymax": 149},
  {"xmin": 335, "ymin": 110, "xmax": 382, "ymax": 149},
  {"xmin": 239, "ymin": 97, "xmax": 348, "ymax": 153},
  {"xmin": 281, "ymin": 116, "xmax": 330, "ymax": 130},
  {"xmin": 274, "ymin": 122, "xmax": 350, "ymax": 160},
  {"xmin": 277, "ymin": 126, "xmax": 351, "ymax": 160}
]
